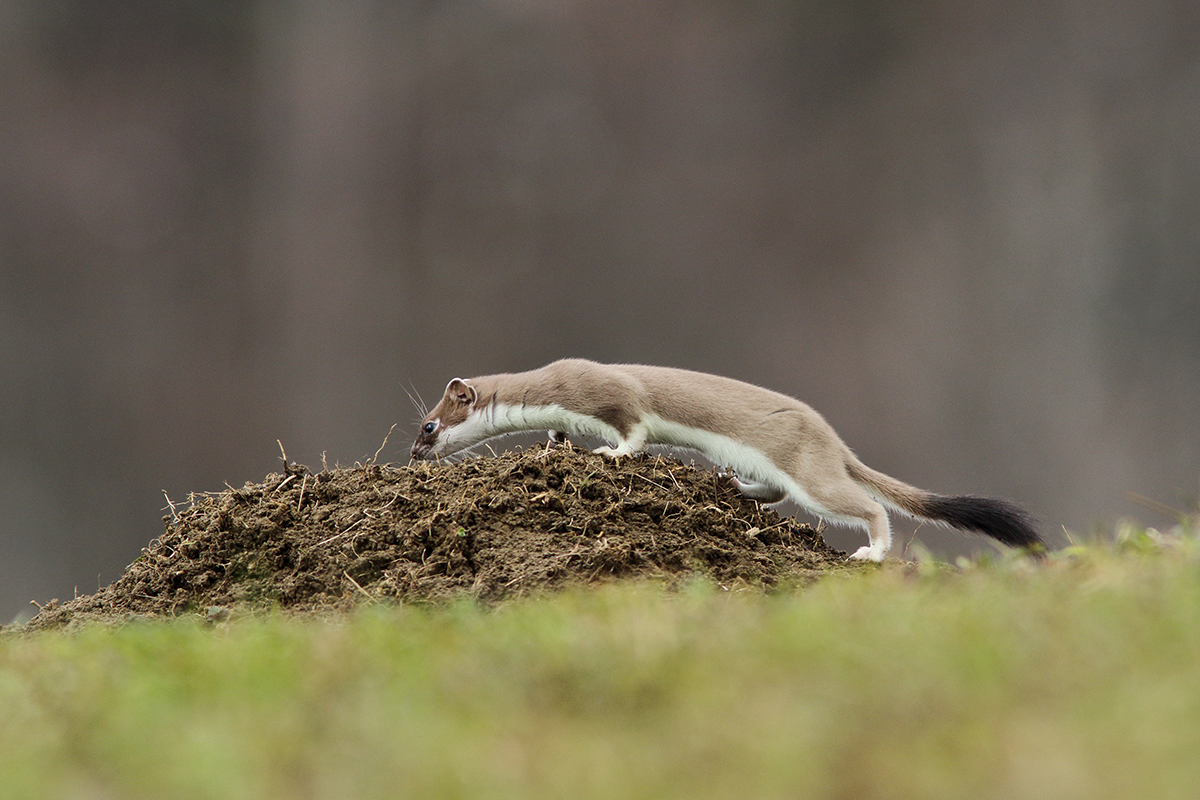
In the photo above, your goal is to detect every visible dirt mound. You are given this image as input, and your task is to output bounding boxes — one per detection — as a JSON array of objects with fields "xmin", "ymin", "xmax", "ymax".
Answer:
[{"xmin": 23, "ymin": 443, "xmax": 851, "ymax": 630}]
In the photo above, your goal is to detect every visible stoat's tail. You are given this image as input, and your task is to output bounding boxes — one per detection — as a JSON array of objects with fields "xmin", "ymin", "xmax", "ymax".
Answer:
[{"xmin": 847, "ymin": 460, "xmax": 1045, "ymax": 552}]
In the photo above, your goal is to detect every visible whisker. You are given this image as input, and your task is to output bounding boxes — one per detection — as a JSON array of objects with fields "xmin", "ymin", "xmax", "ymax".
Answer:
[
  {"xmin": 402, "ymin": 382, "xmax": 429, "ymax": 418},
  {"xmin": 415, "ymin": 385, "xmax": 428, "ymax": 416}
]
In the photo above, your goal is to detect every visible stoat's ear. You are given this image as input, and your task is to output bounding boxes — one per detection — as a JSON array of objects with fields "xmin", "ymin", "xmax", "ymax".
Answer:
[{"xmin": 446, "ymin": 378, "xmax": 477, "ymax": 406}]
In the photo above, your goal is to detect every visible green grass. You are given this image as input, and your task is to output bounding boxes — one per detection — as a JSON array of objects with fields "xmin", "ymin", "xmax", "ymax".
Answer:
[{"xmin": 4, "ymin": 523, "xmax": 1200, "ymax": 800}]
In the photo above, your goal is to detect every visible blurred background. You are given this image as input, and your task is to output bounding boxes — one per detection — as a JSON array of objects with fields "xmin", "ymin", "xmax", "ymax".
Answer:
[{"xmin": 2, "ymin": 0, "xmax": 1198, "ymax": 623}]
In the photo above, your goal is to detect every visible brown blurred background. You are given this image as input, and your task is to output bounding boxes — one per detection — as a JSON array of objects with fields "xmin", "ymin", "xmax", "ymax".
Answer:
[{"xmin": 2, "ymin": 1, "xmax": 1198, "ymax": 622}]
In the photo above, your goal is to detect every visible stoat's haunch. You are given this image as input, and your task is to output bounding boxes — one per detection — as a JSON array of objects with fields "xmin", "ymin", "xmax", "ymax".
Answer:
[{"xmin": 410, "ymin": 359, "xmax": 1043, "ymax": 561}]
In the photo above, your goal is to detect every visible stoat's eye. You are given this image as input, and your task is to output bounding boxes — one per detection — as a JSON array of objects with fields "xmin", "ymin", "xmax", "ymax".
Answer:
[{"xmin": 423, "ymin": 421, "xmax": 438, "ymax": 435}]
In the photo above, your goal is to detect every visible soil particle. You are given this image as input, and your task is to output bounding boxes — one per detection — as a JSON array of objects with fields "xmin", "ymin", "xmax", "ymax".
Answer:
[{"xmin": 22, "ymin": 443, "xmax": 853, "ymax": 630}]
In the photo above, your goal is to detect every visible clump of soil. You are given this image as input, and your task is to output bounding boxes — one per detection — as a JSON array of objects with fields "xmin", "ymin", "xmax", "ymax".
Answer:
[{"xmin": 24, "ymin": 443, "xmax": 851, "ymax": 630}]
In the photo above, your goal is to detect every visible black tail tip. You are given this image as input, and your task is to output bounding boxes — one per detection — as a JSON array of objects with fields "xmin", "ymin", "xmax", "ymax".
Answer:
[{"xmin": 924, "ymin": 495, "xmax": 1045, "ymax": 553}]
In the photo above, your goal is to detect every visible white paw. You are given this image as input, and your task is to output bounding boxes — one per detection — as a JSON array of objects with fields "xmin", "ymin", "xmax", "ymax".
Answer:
[
  {"xmin": 593, "ymin": 445, "xmax": 632, "ymax": 458},
  {"xmin": 850, "ymin": 546, "xmax": 885, "ymax": 562},
  {"xmin": 731, "ymin": 477, "xmax": 787, "ymax": 504}
]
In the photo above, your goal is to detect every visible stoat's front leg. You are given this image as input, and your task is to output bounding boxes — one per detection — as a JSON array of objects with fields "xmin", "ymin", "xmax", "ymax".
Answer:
[
  {"xmin": 730, "ymin": 477, "xmax": 788, "ymax": 504},
  {"xmin": 535, "ymin": 430, "xmax": 569, "ymax": 459},
  {"xmin": 592, "ymin": 422, "xmax": 647, "ymax": 459},
  {"xmin": 593, "ymin": 442, "xmax": 635, "ymax": 458}
]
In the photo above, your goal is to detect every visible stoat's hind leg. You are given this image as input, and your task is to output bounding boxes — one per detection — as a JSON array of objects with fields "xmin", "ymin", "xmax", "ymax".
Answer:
[
  {"xmin": 847, "ymin": 504, "xmax": 892, "ymax": 562},
  {"xmin": 731, "ymin": 477, "xmax": 788, "ymax": 504},
  {"xmin": 802, "ymin": 480, "xmax": 892, "ymax": 562}
]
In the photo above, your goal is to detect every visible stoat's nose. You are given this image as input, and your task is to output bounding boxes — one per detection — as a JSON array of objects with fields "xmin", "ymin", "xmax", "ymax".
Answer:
[{"xmin": 411, "ymin": 441, "xmax": 429, "ymax": 460}]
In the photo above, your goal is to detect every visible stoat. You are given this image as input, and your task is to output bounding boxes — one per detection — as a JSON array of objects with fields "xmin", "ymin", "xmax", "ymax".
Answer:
[{"xmin": 410, "ymin": 358, "xmax": 1043, "ymax": 561}]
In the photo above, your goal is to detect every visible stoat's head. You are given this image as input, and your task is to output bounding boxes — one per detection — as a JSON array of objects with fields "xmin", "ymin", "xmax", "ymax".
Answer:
[{"xmin": 411, "ymin": 378, "xmax": 478, "ymax": 460}]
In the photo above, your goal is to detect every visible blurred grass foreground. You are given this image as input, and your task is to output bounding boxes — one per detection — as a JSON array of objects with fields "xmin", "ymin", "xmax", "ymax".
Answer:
[{"xmin": 3, "ymin": 519, "xmax": 1200, "ymax": 800}]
